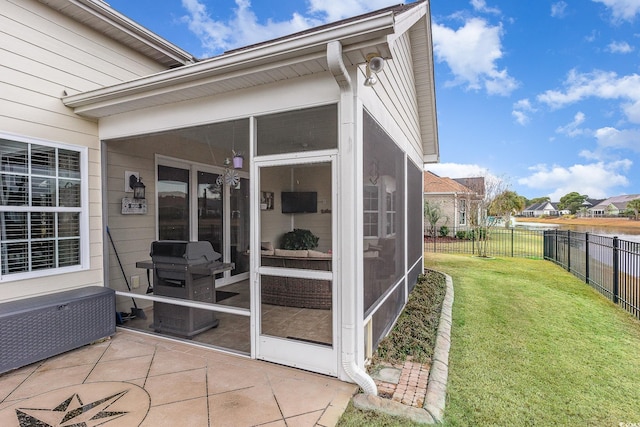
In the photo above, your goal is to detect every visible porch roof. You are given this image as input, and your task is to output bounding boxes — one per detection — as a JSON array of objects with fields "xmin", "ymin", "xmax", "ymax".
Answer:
[{"xmin": 60, "ymin": 2, "xmax": 437, "ymax": 159}]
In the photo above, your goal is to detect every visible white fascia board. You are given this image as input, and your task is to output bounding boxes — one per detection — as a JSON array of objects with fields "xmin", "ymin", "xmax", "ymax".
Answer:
[
  {"xmin": 423, "ymin": 153, "xmax": 439, "ymax": 163},
  {"xmin": 386, "ymin": 1, "xmax": 427, "ymax": 49},
  {"xmin": 63, "ymin": 11, "xmax": 396, "ymax": 115}
]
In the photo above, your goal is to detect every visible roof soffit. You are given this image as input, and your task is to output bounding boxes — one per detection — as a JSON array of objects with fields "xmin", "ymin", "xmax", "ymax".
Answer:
[{"xmin": 63, "ymin": 4, "xmax": 432, "ymax": 118}]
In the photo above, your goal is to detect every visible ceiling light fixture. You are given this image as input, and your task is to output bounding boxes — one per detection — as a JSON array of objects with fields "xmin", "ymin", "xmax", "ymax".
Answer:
[{"xmin": 364, "ymin": 54, "xmax": 385, "ymax": 87}]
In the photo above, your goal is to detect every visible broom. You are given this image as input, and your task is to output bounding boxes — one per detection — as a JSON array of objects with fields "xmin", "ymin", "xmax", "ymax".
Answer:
[{"xmin": 106, "ymin": 226, "xmax": 147, "ymax": 319}]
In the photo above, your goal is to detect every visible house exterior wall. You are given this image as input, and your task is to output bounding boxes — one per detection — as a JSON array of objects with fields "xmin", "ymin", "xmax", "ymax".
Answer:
[
  {"xmin": 0, "ymin": 0, "xmax": 170, "ymax": 301},
  {"xmin": 424, "ymin": 194, "xmax": 457, "ymax": 232},
  {"xmin": 361, "ymin": 32, "xmax": 422, "ymax": 163}
]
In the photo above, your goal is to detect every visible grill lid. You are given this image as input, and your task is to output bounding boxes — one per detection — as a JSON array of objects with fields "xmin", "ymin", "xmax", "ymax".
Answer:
[{"xmin": 150, "ymin": 240, "xmax": 221, "ymax": 265}]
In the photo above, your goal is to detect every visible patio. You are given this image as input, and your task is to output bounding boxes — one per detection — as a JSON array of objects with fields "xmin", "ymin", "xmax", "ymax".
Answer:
[{"xmin": 0, "ymin": 330, "xmax": 356, "ymax": 426}]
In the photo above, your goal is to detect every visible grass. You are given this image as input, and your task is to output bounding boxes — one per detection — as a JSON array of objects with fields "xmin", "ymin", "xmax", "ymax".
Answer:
[
  {"xmin": 338, "ymin": 253, "xmax": 640, "ymax": 426},
  {"xmin": 430, "ymin": 253, "xmax": 640, "ymax": 426}
]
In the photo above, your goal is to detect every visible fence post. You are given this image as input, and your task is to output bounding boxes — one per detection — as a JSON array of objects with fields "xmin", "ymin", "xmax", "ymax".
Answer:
[
  {"xmin": 554, "ymin": 229, "xmax": 558, "ymax": 263},
  {"xmin": 569, "ymin": 230, "xmax": 573, "ymax": 271},
  {"xmin": 613, "ymin": 236, "xmax": 619, "ymax": 304},
  {"xmin": 585, "ymin": 233, "xmax": 589, "ymax": 284},
  {"xmin": 472, "ymin": 230, "xmax": 475, "ymax": 255},
  {"xmin": 511, "ymin": 228, "xmax": 514, "ymax": 258}
]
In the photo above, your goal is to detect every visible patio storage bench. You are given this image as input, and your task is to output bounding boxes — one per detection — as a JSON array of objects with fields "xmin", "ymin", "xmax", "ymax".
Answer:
[{"xmin": 0, "ymin": 286, "xmax": 115, "ymax": 374}]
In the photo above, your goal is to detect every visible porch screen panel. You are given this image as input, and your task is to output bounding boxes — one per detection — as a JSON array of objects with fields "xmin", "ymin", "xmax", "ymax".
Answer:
[
  {"xmin": 256, "ymin": 104, "xmax": 337, "ymax": 156},
  {"xmin": 407, "ymin": 159, "xmax": 423, "ymax": 293},
  {"xmin": 371, "ymin": 283, "xmax": 406, "ymax": 350},
  {"xmin": 362, "ymin": 111, "xmax": 405, "ymax": 313},
  {"xmin": 158, "ymin": 165, "xmax": 189, "ymax": 240},
  {"xmin": 230, "ymin": 177, "xmax": 250, "ymax": 276},
  {"xmin": 197, "ymin": 171, "xmax": 223, "ymax": 255}
]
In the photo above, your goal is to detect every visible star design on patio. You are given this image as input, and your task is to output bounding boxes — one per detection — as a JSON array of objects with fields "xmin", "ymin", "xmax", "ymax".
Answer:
[{"xmin": 15, "ymin": 390, "xmax": 129, "ymax": 426}]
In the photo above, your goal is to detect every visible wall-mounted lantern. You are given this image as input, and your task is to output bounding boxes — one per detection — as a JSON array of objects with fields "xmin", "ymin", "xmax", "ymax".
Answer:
[
  {"xmin": 130, "ymin": 175, "xmax": 146, "ymax": 199},
  {"xmin": 122, "ymin": 172, "xmax": 147, "ymax": 215}
]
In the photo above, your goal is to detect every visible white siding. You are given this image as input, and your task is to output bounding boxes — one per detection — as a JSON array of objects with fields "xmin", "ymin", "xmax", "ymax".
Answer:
[
  {"xmin": 0, "ymin": 0, "xmax": 170, "ymax": 301},
  {"xmin": 366, "ymin": 32, "xmax": 421, "ymax": 155}
]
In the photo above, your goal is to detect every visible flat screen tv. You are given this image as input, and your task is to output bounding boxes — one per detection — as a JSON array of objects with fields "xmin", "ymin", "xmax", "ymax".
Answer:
[{"xmin": 281, "ymin": 191, "xmax": 317, "ymax": 213}]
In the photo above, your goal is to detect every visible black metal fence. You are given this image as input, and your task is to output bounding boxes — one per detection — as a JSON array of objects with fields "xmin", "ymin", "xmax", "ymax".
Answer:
[
  {"xmin": 424, "ymin": 228, "xmax": 545, "ymax": 258},
  {"xmin": 544, "ymin": 230, "xmax": 640, "ymax": 320}
]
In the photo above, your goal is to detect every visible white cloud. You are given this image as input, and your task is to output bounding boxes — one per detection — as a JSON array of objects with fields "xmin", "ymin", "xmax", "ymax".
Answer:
[
  {"xmin": 593, "ymin": 0, "xmax": 640, "ymax": 22},
  {"xmin": 307, "ymin": 0, "xmax": 396, "ymax": 22},
  {"xmin": 556, "ymin": 111, "xmax": 589, "ymax": 137},
  {"xmin": 607, "ymin": 40, "xmax": 634, "ymax": 53},
  {"xmin": 537, "ymin": 69, "xmax": 640, "ymax": 123},
  {"xmin": 512, "ymin": 98, "xmax": 536, "ymax": 125},
  {"xmin": 432, "ymin": 18, "xmax": 519, "ymax": 96},
  {"xmin": 512, "ymin": 110, "xmax": 529, "ymax": 126},
  {"xmin": 517, "ymin": 161, "xmax": 631, "ymax": 199},
  {"xmin": 180, "ymin": 0, "xmax": 399, "ymax": 56},
  {"xmin": 470, "ymin": 0, "xmax": 501, "ymax": 15},
  {"xmin": 181, "ymin": 0, "xmax": 320, "ymax": 55},
  {"xmin": 551, "ymin": 1, "xmax": 568, "ymax": 18},
  {"xmin": 595, "ymin": 126, "xmax": 640, "ymax": 151},
  {"xmin": 426, "ymin": 162, "xmax": 492, "ymax": 179}
]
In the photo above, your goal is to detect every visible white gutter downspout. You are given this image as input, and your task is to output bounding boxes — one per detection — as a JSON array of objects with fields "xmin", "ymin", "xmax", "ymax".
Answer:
[{"xmin": 327, "ymin": 40, "xmax": 377, "ymax": 396}]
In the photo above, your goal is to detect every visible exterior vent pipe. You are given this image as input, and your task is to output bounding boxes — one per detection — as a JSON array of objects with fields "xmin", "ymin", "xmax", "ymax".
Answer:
[{"xmin": 327, "ymin": 40, "xmax": 377, "ymax": 396}]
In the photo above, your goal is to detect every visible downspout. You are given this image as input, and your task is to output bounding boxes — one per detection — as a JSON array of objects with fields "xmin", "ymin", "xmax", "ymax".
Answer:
[{"xmin": 327, "ymin": 40, "xmax": 377, "ymax": 396}]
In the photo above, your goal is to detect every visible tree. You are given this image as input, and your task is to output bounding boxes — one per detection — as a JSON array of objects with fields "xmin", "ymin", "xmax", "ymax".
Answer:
[
  {"xmin": 424, "ymin": 201, "xmax": 447, "ymax": 237},
  {"xmin": 489, "ymin": 190, "xmax": 527, "ymax": 227},
  {"xmin": 558, "ymin": 192, "xmax": 588, "ymax": 214},
  {"xmin": 527, "ymin": 196, "xmax": 550, "ymax": 206},
  {"xmin": 464, "ymin": 174, "xmax": 510, "ymax": 257},
  {"xmin": 628, "ymin": 198, "xmax": 640, "ymax": 220}
]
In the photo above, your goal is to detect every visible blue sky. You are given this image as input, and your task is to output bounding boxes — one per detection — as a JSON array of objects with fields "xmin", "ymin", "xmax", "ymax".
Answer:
[{"xmin": 105, "ymin": 0, "xmax": 640, "ymax": 202}]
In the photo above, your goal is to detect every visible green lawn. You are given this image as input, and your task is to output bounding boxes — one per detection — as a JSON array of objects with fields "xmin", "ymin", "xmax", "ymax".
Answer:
[
  {"xmin": 339, "ymin": 253, "xmax": 640, "ymax": 426},
  {"xmin": 429, "ymin": 253, "xmax": 640, "ymax": 426}
]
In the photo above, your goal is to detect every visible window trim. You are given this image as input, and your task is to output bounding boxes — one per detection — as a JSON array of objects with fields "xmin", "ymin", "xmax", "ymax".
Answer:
[
  {"xmin": 0, "ymin": 132, "xmax": 89, "ymax": 282},
  {"xmin": 459, "ymin": 198, "xmax": 467, "ymax": 226}
]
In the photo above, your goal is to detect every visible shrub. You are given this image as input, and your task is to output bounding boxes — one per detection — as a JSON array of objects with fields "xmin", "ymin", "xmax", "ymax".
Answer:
[
  {"xmin": 280, "ymin": 228, "xmax": 319, "ymax": 250},
  {"xmin": 439, "ymin": 226, "xmax": 449, "ymax": 237},
  {"xmin": 456, "ymin": 230, "xmax": 467, "ymax": 239}
]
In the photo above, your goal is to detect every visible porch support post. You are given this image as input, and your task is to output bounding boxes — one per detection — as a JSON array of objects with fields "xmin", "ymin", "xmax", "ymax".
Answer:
[{"xmin": 327, "ymin": 40, "xmax": 377, "ymax": 395}]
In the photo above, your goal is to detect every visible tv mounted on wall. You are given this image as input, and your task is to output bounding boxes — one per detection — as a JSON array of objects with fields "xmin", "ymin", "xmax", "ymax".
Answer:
[{"xmin": 281, "ymin": 191, "xmax": 317, "ymax": 213}]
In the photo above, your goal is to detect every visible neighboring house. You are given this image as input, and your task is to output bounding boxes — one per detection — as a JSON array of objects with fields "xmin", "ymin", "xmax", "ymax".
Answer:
[
  {"xmin": 0, "ymin": 0, "xmax": 438, "ymax": 392},
  {"xmin": 522, "ymin": 201, "xmax": 561, "ymax": 217},
  {"xmin": 423, "ymin": 171, "xmax": 482, "ymax": 234},
  {"xmin": 576, "ymin": 198, "xmax": 604, "ymax": 217},
  {"xmin": 588, "ymin": 194, "xmax": 640, "ymax": 217}
]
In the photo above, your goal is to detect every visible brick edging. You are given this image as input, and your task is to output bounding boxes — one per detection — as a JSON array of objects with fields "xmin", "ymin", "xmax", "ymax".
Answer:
[{"xmin": 423, "ymin": 272, "xmax": 454, "ymax": 423}]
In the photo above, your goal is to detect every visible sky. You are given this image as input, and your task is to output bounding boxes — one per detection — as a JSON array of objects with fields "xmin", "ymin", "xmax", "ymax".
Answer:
[{"xmin": 104, "ymin": 0, "xmax": 640, "ymax": 202}]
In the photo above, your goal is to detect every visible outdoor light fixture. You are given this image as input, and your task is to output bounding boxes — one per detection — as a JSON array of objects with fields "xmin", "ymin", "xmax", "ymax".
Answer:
[
  {"xmin": 122, "ymin": 173, "xmax": 147, "ymax": 214},
  {"xmin": 364, "ymin": 54, "xmax": 385, "ymax": 86},
  {"xmin": 130, "ymin": 175, "xmax": 146, "ymax": 199}
]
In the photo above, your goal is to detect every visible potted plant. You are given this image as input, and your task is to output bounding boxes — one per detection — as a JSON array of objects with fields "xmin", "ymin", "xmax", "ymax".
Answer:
[
  {"xmin": 232, "ymin": 150, "xmax": 244, "ymax": 169},
  {"xmin": 280, "ymin": 229, "xmax": 319, "ymax": 250}
]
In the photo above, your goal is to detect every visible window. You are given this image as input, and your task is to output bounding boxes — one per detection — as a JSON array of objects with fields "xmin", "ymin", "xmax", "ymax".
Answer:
[
  {"xmin": 0, "ymin": 136, "xmax": 86, "ymax": 280},
  {"xmin": 363, "ymin": 185, "xmax": 379, "ymax": 237},
  {"xmin": 459, "ymin": 199, "xmax": 467, "ymax": 225}
]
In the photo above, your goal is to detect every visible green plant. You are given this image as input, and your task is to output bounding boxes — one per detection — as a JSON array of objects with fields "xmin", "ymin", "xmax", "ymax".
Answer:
[
  {"xmin": 426, "ymin": 253, "xmax": 640, "ymax": 426},
  {"xmin": 439, "ymin": 225, "xmax": 449, "ymax": 237},
  {"xmin": 456, "ymin": 230, "xmax": 467, "ymax": 239},
  {"xmin": 280, "ymin": 228, "xmax": 319, "ymax": 250}
]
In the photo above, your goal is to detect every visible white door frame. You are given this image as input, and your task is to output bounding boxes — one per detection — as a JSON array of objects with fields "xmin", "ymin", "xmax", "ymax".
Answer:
[{"xmin": 251, "ymin": 150, "xmax": 338, "ymax": 376}]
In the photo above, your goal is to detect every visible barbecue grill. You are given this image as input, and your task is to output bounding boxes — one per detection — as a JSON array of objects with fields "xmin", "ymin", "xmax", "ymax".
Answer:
[{"xmin": 138, "ymin": 240, "xmax": 233, "ymax": 337}]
